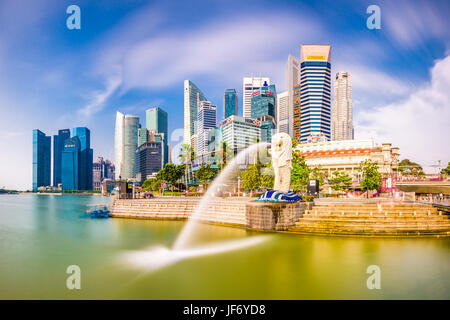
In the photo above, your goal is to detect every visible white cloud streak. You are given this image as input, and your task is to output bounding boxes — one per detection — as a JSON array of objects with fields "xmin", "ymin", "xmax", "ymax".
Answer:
[{"xmin": 356, "ymin": 55, "xmax": 450, "ymax": 169}]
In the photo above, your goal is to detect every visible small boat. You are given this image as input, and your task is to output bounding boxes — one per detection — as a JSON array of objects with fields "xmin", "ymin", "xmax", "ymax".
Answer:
[{"xmin": 83, "ymin": 204, "xmax": 110, "ymax": 218}]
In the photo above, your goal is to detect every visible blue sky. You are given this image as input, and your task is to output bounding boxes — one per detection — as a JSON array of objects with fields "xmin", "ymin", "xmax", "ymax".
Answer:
[{"xmin": 0, "ymin": 0, "xmax": 449, "ymax": 190}]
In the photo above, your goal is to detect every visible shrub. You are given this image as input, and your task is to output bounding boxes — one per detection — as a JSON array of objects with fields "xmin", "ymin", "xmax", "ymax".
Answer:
[{"xmin": 185, "ymin": 192, "xmax": 203, "ymax": 197}]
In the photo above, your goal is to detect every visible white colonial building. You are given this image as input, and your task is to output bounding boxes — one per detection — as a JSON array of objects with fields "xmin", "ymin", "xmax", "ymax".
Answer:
[{"xmin": 295, "ymin": 139, "xmax": 400, "ymax": 180}]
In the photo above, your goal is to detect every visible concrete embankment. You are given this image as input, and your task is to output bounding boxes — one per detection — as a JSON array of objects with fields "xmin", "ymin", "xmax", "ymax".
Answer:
[
  {"xmin": 111, "ymin": 197, "xmax": 450, "ymax": 237},
  {"xmin": 288, "ymin": 202, "xmax": 450, "ymax": 237},
  {"xmin": 110, "ymin": 197, "xmax": 250, "ymax": 227}
]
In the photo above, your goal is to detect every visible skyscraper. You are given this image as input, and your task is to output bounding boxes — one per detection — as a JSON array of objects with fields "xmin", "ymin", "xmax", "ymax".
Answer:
[
  {"xmin": 243, "ymin": 77, "xmax": 270, "ymax": 118},
  {"xmin": 220, "ymin": 115, "xmax": 261, "ymax": 150},
  {"xmin": 299, "ymin": 44, "xmax": 332, "ymax": 143},
  {"xmin": 223, "ymin": 89, "xmax": 238, "ymax": 119},
  {"xmin": 53, "ymin": 129, "xmax": 70, "ymax": 187},
  {"xmin": 138, "ymin": 127, "xmax": 148, "ymax": 147},
  {"xmin": 73, "ymin": 127, "xmax": 93, "ymax": 190},
  {"xmin": 93, "ymin": 157, "xmax": 115, "ymax": 191},
  {"xmin": 332, "ymin": 72, "xmax": 354, "ymax": 141},
  {"xmin": 124, "ymin": 115, "xmax": 140, "ymax": 179},
  {"xmin": 277, "ymin": 91, "xmax": 289, "ymax": 135},
  {"xmin": 286, "ymin": 54, "xmax": 300, "ymax": 137},
  {"xmin": 32, "ymin": 129, "xmax": 51, "ymax": 191},
  {"xmin": 184, "ymin": 80, "xmax": 206, "ymax": 145},
  {"xmin": 251, "ymin": 82, "xmax": 276, "ymax": 142},
  {"xmin": 196, "ymin": 101, "xmax": 217, "ymax": 156},
  {"xmin": 61, "ymin": 136, "xmax": 80, "ymax": 190},
  {"xmin": 114, "ymin": 112, "xmax": 139, "ymax": 179},
  {"xmin": 136, "ymin": 142, "xmax": 164, "ymax": 183},
  {"xmin": 114, "ymin": 112, "xmax": 125, "ymax": 179},
  {"xmin": 146, "ymin": 107, "xmax": 169, "ymax": 165},
  {"xmin": 293, "ymin": 84, "xmax": 302, "ymax": 144}
]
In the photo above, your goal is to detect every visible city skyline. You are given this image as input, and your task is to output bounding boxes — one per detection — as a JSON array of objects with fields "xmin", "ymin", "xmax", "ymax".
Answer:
[{"xmin": 1, "ymin": 0, "xmax": 449, "ymax": 190}]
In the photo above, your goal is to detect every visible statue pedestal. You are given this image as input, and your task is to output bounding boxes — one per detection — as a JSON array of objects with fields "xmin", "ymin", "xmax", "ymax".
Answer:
[{"xmin": 245, "ymin": 201, "xmax": 305, "ymax": 231}]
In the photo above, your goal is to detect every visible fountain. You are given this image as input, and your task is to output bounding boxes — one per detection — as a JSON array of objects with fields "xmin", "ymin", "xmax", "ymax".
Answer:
[
  {"xmin": 246, "ymin": 133, "xmax": 305, "ymax": 230},
  {"xmin": 123, "ymin": 142, "xmax": 274, "ymax": 271}
]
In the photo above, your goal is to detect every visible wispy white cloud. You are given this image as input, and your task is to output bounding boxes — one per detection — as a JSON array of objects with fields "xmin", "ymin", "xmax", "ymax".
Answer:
[
  {"xmin": 356, "ymin": 55, "xmax": 450, "ymax": 169},
  {"xmin": 382, "ymin": 0, "xmax": 450, "ymax": 47},
  {"xmin": 98, "ymin": 12, "xmax": 324, "ymax": 92},
  {"xmin": 77, "ymin": 69, "xmax": 122, "ymax": 118}
]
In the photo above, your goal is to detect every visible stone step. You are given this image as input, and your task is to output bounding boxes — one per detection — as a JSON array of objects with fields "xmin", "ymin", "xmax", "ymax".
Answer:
[
  {"xmin": 314, "ymin": 204, "xmax": 432, "ymax": 207},
  {"xmin": 294, "ymin": 222, "xmax": 450, "ymax": 230},
  {"xmin": 305, "ymin": 210, "xmax": 439, "ymax": 216},
  {"xmin": 287, "ymin": 226, "xmax": 450, "ymax": 235},
  {"xmin": 309, "ymin": 207, "xmax": 437, "ymax": 211},
  {"xmin": 304, "ymin": 212, "xmax": 444, "ymax": 218},
  {"xmin": 302, "ymin": 216, "xmax": 444, "ymax": 220}
]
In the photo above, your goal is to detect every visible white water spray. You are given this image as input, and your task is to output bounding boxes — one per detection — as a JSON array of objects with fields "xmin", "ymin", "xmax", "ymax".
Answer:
[
  {"xmin": 122, "ymin": 142, "xmax": 271, "ymax": 271},
  {"xmin": 122, "ymin": 236, "xmax": 268, "ymax": 272},
  {"xmin": 173, "ymin": 142, "xmax": 270, "ymax": 249}
]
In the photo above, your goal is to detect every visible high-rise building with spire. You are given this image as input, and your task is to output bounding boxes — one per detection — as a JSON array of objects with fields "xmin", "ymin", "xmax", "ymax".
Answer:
[
  {"xmin": 285, "ymin": 54, "xmax": 300, "ymax": 137},
  {"xmin": 184, "ymin": 80, "xmax": 206, "ymax": 145},
  {"xmin": 332, "ymin": 72, "xmax": 354, "ymax": 141}
]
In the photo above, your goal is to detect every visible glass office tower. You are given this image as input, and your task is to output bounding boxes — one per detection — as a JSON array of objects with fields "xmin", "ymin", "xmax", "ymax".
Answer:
[
  {"xmin": 72, "ymin": 127, "xmax": 93, "ymax": 190},
  {"xmin": 61, "ymin": 136, "xmax": 80, "ymax": 190},
  {"xmin": 299, "ymin": 44, "xmax": 332, "ymax": 143},
  {"xmin": 223, "ymin": 89, "xmax": 238, "ymax": 119},
  {"xmin": 123, "ymin": 115, "xmax": 140, "ymax": 179},
  {"xmin": 146, "ymin": 107, "xmax": 168, "ymax": 165},
  {"xmin": 251, "ymin": 82, "xmax": 276, "ymax": 142},
  {"xmin": 53, "ymin": 129, "xmax": 70, "ymax": 187},
  {"xmin": 32, "ymin": 129, "xmax": 51, "ymax": 191},
  {"xmin": 196, "ymin": 101, "xmax": 217, "ymax": 156}
]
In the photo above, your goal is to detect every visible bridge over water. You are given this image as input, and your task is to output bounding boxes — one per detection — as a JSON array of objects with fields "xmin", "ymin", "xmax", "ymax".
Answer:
[{"xmin": 396, "ymin": 180, "xmax": 450, "ymax": 195}]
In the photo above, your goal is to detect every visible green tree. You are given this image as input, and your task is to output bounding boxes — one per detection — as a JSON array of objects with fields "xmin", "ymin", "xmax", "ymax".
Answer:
[
  {"xmin": 359, "ymin": 159, "xmax": 382, "ymax": 198},
  {"xmin": 329, "ymin": 171, "xmax": 352, "ymax": 193},
  {"xmin": 309, "ymin": 166, "xmax": 326, "ymax": 187},
  {"xmin": 195, "ymin": 164, "xmax": 218, "ymax": 190},
  {"xmin": 260, "ymin": 161, "xmax": 274, "ymax": 190},
  {"xmin": 158, "ymin": 163, "xmax": 184, "ymax": 191},
  {"xmin": 290, "ymin": 148, "xmax": 310, "ymax": 193},
  {"xmin": 141, "ymin": 177, "xmax": 161, "ymax": 192},
  {"xmin": 220, "ymin": 141, "xmax": 228, "ymax": 171},
  {"xmin": 440, "ymin": 162, "xmax": 450, "ymax": 176},
  {"xmin": 241, "ymin": 164, "xmax": 261, "ymax": 195},
  {"xmin": 397, "ymin": 159, "xmax": 425, "ymax": 177}
]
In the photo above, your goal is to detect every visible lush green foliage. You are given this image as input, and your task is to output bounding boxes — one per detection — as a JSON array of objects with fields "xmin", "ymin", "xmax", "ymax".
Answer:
[
  {"xmin": 156, "ymin": 163, "xmax": 185, "ymax": 191},
  {"xmin": 290, "ymin": 148, "xmax": 310, "ymax": 193},
  {"xmin": 195, "ymin": 164, "xmax": 218, "ymax": 189},
  {"xmin": 241, "ymin": 164, "xmax": 261, "ymax": 192},
  {"xmin": 359, "ymin": 159, "xmax": 382, "ymax": 195},
  {"xmin": 309, "ymin": 166, "xmax": 327, "ymax": 191},
  {"xmin": 440, "ymin": 162, "xmax": 450, "ymax": 175},
  {"xmin": 141, "ymin": 177, "xmax": 161, "ymax": 191},
  {"xmin": 397, "ymin": 159, "xmax": 425, "ymax": 176},
  {"xmin": 260, "ymin": 162, "xmax": 274, "ymax": 189},
  {"xmin": 329, "ymin": 171, "xmax": 352, "ymax": 192}
]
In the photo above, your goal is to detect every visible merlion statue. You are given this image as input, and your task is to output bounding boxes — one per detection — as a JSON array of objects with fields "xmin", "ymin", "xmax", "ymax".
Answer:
[
  {"xmin": 255, "ymin": 132, "xmax": 301, "ymax": 202},
  {"xmin": 271, "ymin": 132, "xmax": 292, "ymax": 193}
]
